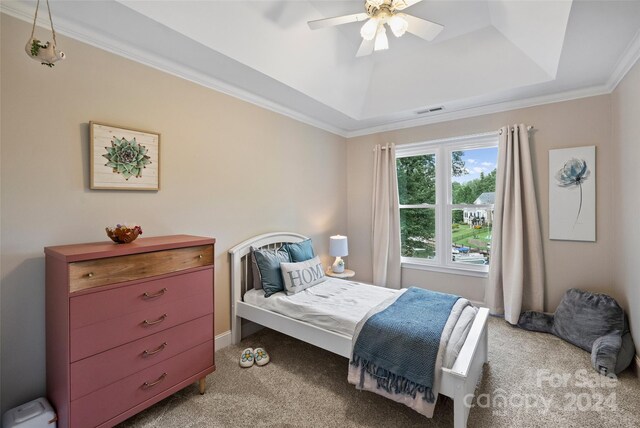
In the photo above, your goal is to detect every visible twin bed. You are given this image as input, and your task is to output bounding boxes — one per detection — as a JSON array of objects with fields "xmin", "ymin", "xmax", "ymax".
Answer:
[{"xmin": 229, "ymin": 232, "xmax": 489, "ymax": 428}]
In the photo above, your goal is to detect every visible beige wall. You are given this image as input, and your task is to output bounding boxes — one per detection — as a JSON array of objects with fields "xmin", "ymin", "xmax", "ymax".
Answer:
[
  {"xmin": 347, "ymin": 95, "xmax": 616, "ymax": 309},
  {"xmin": 612, "ymin": 60, "xmax": 640, "ymax": 356},
  {"xmin": 0, "ymin": 14, "xmax": 347, "ymax": 413}
]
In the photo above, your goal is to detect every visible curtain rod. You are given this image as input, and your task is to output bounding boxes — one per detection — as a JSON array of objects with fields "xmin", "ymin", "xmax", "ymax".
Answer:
[
  {"xmin": 498, "ymin": 125, "xmax": 535, "ymax": 135},
  {"xmin": 377, "ymin": 126, "xmax": 535, "ymax": 150}
]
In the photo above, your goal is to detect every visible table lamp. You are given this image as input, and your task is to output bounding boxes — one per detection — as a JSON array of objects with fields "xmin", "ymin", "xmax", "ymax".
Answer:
[{"xmin": 329, "ymin": 235, "xmax": 348, "ymax": 273}]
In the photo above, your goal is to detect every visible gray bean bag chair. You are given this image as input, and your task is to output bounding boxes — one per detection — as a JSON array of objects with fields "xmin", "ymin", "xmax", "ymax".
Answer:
[{"xmin": 518, "ymin": 288, "xmax": 635, "ymax": 376}]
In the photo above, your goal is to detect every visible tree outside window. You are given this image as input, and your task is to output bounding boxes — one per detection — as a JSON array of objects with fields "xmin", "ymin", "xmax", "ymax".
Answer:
[{"xmin": 396, "ymin": 137, "xmax": 498, "ymax": 272}]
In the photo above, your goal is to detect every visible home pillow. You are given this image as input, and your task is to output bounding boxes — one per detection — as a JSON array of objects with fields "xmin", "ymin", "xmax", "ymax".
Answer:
[
  {"xmin": 252, "ymin": 246, "xmax": 291, "ymax": 297},
  {"xmin": 283, "ymin": 238, "xmax": 315, "ymax": 262},
  {"xmin": 280, "ymin": 256, "xmax": 326, "ymax": 295},
  {"xmin": 249, "ymin": 248, "xmax": 262, "ymax": 290}
]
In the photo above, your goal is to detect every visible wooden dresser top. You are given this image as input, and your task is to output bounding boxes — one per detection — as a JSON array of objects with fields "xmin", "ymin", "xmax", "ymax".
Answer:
[{"xmin": 45, "ymin": 234, "xmax": 216, "ymax": 262}]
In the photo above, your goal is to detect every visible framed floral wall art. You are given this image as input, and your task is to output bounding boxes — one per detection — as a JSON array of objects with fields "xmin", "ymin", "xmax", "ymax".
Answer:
[
  {"xmin": 90, "ymin": 122, "xmax": 160, "ymax": 191},
  {"xmin": 549, "ymin": 145, "xmax": 595, "ymax": 241}
]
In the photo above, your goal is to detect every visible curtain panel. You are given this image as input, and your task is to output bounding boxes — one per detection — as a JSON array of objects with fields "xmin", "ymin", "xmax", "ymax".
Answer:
[
  {"xmin": 487, "ymin": 125, "xmax": 545, "ymax": 324},
  {"xmin": 372, "ymin": 144, "xmax": 402, "ymax": 288}
]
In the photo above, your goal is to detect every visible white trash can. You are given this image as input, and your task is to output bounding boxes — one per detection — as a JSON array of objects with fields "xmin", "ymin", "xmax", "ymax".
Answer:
[{"xmin": 2, "ymin": 398, "xmax": 56, "ymax": 428}]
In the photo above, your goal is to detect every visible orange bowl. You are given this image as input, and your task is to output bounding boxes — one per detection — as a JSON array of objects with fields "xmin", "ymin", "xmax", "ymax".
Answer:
[{"xmin": 106, "ymin": 225, "xmax": 142, "ymax": 244}]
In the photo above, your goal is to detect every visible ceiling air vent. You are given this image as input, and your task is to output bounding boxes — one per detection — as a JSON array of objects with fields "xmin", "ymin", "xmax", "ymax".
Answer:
[{"xmin": 416, "ymin": 106, "xmax": 444, "ymax": 115}]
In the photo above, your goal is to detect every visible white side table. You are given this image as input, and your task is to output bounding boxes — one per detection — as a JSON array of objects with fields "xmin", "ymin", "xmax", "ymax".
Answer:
[{"xmin": 325, "ymin": 269, "xmax": 355, "ymax": 279}]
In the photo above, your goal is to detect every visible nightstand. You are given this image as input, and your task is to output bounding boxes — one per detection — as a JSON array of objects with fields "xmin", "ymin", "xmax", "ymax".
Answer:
[{"xmin": 325, "ymin": 269, "xmax": 355, "ymax": 279}]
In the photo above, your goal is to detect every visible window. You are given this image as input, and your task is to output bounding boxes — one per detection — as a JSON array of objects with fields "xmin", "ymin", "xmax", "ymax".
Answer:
[{"xmin": 396, "ymin": 133, "xmax": 499, "ymax": 275}]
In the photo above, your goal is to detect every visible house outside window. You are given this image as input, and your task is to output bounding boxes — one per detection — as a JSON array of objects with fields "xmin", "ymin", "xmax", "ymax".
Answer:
[{"xmin": 396, "ymin": 133, "xmax": 499, "ymax": 275}]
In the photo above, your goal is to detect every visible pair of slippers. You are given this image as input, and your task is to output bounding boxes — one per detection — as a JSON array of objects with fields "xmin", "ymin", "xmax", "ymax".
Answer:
[{"xmin": 239, "ymin": 347, "xmax": 270, "ymax": 368}]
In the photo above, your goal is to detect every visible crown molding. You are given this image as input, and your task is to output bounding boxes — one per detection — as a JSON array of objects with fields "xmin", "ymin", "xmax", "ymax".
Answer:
[
  {"xmin": 3, "ymin": 2, "xmax": 639, "ymax": 141},
  {"xmin": 344, "ymin": 84, "xmax": 611, "ymax": 138},
  {"xmin": 0, "ymin": 3, "xmax": 348, "ymax": 138},
  {"xmin": 606, "ymin": 28, "xmax": 640, "ymax": 92}
]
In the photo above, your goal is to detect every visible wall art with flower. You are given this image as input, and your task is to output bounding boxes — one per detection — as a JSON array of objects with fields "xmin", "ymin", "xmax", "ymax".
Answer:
[
  {"xmin": 90, "ymin": 122, "xmax": 160, "ymax": 191},
  {"xmin": 549, "ymin": 145, "xmax": 595, "ymax": 241}
]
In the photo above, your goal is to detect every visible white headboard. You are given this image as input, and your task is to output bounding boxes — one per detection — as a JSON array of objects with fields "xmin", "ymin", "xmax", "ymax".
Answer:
[{"xmin": 228, "ymin": 232, "xmax": 308, "ymax": 340}]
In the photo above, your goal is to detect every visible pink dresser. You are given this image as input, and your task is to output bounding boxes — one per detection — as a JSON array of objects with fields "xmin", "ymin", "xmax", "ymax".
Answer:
[{"xmin": 45, "ymin": 235, "xmax": 216, "ymax": 428}]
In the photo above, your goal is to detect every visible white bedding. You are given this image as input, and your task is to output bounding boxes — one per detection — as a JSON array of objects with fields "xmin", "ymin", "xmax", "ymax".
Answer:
[
  {"xmin": 243, "ymin": 279, "xmax": 478, "ymax": 369},
  {"xmin": 244, "ymin": 278, "xmax": 397, "ymax": 337}
]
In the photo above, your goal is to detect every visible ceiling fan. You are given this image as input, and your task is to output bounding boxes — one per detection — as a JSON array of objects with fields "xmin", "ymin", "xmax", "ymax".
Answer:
[{"xmin": 307, "ymin": 0, "xmax": 444, "ymax": 57}]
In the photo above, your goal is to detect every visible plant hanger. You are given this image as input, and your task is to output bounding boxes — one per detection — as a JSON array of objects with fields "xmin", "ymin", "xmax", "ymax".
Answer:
[{"xmin": 25, "ymin": 0, "xmax": 65, "ymax": 67}]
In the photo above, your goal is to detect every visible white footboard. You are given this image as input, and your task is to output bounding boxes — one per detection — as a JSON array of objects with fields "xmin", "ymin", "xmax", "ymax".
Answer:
[{"xmin": 440, "ymin": 307, "xmax": 490, "ymax": 428}]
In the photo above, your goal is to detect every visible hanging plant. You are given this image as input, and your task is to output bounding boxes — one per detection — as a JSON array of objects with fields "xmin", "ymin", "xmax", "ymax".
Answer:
[{"xmin": 25, "ymin": 0, "xmax": 65, "ymax": 67}]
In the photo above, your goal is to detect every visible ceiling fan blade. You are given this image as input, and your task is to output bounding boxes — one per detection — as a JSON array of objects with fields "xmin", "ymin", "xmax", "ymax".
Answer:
[
  {"xmin": 392, "ymin": 0, "xmax": 424, "ymax": 11},
  {"xmin": 403, "ymin": 14, "xmax": 444, "ymax": 41},
  {"xmin": 356, "ymin": 38, "xmax": 375, "ymax": 57},
  {"xmin": 308, "ymin": 12, "xmax": 369, "ymax": 30}
]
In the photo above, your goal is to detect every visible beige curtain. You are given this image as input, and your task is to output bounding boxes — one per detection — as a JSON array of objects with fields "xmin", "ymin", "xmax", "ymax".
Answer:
[
  {"xmin": 372, "ymin": 143, "xmax": 402, "ymax": 288},
  {"xmin": 487, "ymin": 125, "xmax": 545, "ymax": 324}
]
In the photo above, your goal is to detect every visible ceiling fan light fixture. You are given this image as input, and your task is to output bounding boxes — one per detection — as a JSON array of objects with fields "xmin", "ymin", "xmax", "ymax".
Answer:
[
  {"xmin": 388, "ymin": 14, "xmax": 408, "ymax": 38},
  {"xmin": 374, "ymin": 25, "xmax": 389, "ymax": 51},
  {"xmin": 360, "ymin": 18, "xmax": 380, "ymax": 41}
]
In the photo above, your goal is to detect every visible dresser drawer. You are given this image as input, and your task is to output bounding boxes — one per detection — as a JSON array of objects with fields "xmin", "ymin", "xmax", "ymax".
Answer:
[
  {"xmin": 70, "ymin": 290, "xmax": 213, "ymax": 362},
  {"xmin": 70, "ymin": 340, "xmax": 214, "ymax": 428},
  {"xmin": 70, "ymin": 268, "xmax": 213, "ymax": 330},
  {"xmin": 70, "ymin": 314, "xmax": 213, "ymax": 400},
  {"xmin": 69, "ymin": 245, "xmax": 213, "ymax": 293}
]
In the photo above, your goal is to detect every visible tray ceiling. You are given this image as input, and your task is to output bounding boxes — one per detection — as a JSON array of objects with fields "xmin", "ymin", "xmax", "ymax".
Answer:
[{"xmin": 3, "ymin": 0, "xmax": 640, "ymax": 136}]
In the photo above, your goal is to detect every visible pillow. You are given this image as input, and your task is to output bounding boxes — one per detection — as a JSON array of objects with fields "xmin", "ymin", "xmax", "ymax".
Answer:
[
  {"xmin": 280, "ymin": 256, "xmax": 326, "ymax": 295},
  {"xmin": 249, "ymin": 249, "xmax": 262, "ymax": 290},
  {"xmin": 518, "ymin": 288, "xmax": 635, "ymax": 375},
  {"xmin": 252, "ymin": 246, "xmax": 291, "ymax": 297},
  {"xmin": 283, "ymin": 238, "xmax": 315, "ymax": 262}
]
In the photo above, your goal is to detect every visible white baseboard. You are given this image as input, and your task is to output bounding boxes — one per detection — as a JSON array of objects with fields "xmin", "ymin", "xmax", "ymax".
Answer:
[
  {"xmin": 214, "ymin": 322, "xmax": 266, "ymax": 352},
  {"xmin": 215, "ymin": 331, "xmax": 231, "ymax": 351}
]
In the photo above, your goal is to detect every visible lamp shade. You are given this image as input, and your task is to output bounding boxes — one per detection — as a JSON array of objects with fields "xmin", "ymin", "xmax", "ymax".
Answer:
[
  {"xmin": 388, "ymin": 14, "xmax": 408, "ymax": 38},
  {"xmin": 374, "ymin": 26, "xmax": 389, "ymax": 51},
  {"xmin": 360, "ymin": 18, "xmax": 379, "ymax": 41},
  {"xmin": 329, "ymin": 235, "xmax": 349, "ymax": 257}
]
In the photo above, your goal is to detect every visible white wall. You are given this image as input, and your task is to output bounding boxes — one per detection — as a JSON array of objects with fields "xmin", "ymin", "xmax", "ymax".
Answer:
[
  {"xmin": 0, "ymin": 14, "xmax": 347, "ymax": 414},
  {"xmin": 612, "ymin": 59, "xmax": 640, "ymax": 356}
]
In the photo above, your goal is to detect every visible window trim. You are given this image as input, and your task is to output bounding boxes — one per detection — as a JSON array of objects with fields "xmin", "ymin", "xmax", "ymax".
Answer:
[{"xmin": 396, "ymin": 131, "xmax": 499, "ymax": 275}]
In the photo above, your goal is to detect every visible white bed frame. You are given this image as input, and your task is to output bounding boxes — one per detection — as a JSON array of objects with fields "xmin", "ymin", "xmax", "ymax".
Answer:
[{"xmin": 229, "ymin": 232, "xmax": 489, "ymax": 428}]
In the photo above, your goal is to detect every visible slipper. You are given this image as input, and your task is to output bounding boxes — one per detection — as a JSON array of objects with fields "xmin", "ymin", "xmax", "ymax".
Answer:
[
  {"xmin": 254, "ymin": 347, "xmax": 270, "ymax": 366},
  {"xmin": 239, "ymin": 348, "xmax": 254, "ymax": 368}
]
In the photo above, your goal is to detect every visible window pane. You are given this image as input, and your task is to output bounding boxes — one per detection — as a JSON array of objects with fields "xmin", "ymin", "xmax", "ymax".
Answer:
[
  {"xmin": 452, "ymin": 209, "xmax": 491, "ymax": 265},
  {"xmin": 451, "ymin": 147, "xmax": 498, "ymax": 204},
  {"xmin": 400, "ymin": 208, "xmax": 436, "ymax": 259},
  {"xmin": 397, "ymin": 154, "xmax": 436, "ymax": 205}
]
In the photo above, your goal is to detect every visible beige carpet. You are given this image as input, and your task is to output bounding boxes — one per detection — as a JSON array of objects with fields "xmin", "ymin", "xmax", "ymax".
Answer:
[{"xmin": 118, "ymin": 317, "xmax": 640, "ymax": 427}]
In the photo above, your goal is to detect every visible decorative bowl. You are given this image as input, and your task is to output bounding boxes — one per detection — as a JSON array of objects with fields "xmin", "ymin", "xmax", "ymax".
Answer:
[{"xmin": 106, "ymin": 224, "xmax": 143, "ymax": 244}]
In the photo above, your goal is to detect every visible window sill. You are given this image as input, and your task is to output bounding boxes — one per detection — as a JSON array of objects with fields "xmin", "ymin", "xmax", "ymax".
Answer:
[{"xmin": 401, "ymin": 261, "xmax": 489, "ymax": 278}]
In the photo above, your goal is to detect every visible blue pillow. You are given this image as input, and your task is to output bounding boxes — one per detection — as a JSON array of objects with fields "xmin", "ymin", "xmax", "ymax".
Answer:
[
  {"xmin": 283, "ymin": 239, "xmax": 315, "ymax": 262},
  {"xmin": 251, "ymin": 246, "xmax": 291, "ymax": 297}
]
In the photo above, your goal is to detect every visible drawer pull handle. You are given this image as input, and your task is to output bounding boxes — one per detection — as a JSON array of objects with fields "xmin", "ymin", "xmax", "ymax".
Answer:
[
  {"xmin": 142, "ymin": 314, "xmax": 167, "ymax": 326},
  {"xmin": 142, "ymin": 373, "xmax": 167, "ymax": 389},
  {"xmin": 142, "ymin": 288, "xmax": 167, "ymax": 299},
  {"xmin": 87, "ymin": 272, "xmax": 94, "ymax": 278},
  {"xmin": 198, "ymin": 254, "xmax": 203, "ymax": 259},
  {"xmin": 142, "ymin": 342, "xmax": 168, "ymax": 357}
]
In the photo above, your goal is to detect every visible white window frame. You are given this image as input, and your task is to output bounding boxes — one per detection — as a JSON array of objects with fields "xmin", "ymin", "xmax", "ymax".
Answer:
[{"xmin": 396, "ymin": 132, "xmax": 499, "ymax": 277}]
